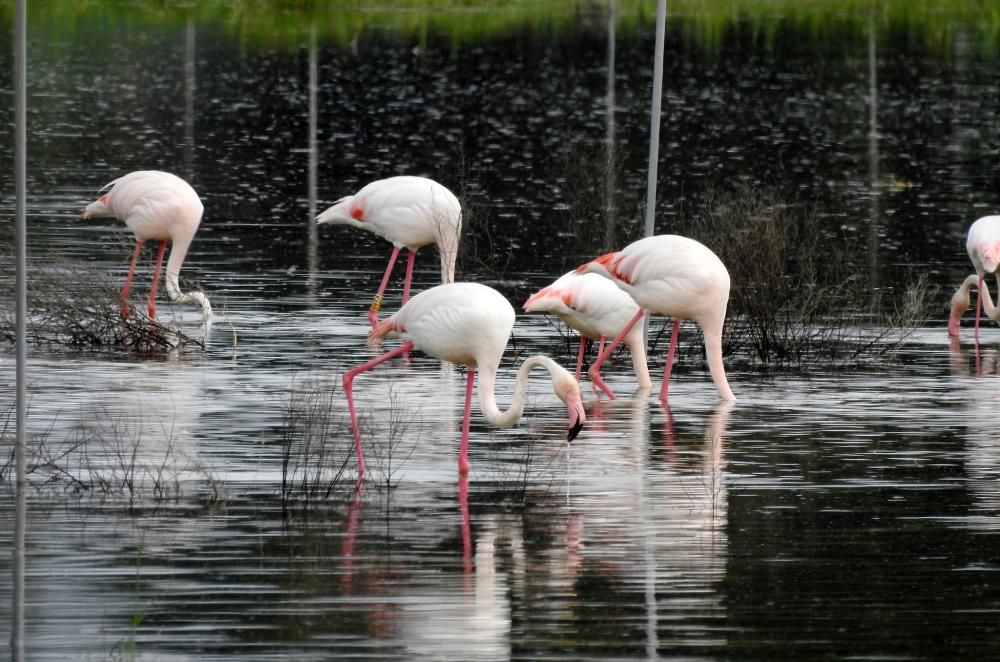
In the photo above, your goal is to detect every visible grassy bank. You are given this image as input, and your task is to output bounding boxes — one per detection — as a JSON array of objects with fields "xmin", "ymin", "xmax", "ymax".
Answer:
[{"xmin": 2, "ymin": 0, "xmax": 998, "ymax": 54}]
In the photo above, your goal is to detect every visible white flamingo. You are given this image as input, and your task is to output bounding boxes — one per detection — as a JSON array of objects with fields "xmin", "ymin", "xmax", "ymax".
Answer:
[
  {"xmin": 343, "ymin": 282, "xmax": 585, "ymax": 476},
  {"xmin": 578, "ymin": 234, "xmax": 735, "ymax": 403},
  {"xmin": 81, "ymin": 170, "xmax": 212, "ymax": 321},
  {"xmin": 949, "ymin": 215, "xmax": 1000, "ymax": 339},
  {"xmin": 316, "ymin": 176, "xmax": 462, "ymax": 329},
  {"xmin": 524, "ymin": 270, "xmax": 652, "ymax": 390}
]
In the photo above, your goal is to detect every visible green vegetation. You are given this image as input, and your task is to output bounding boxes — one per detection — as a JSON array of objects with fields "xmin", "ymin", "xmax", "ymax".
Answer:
[{"xmin": 2, "ymin": 0, "xmax": 998, "ymax": 54}]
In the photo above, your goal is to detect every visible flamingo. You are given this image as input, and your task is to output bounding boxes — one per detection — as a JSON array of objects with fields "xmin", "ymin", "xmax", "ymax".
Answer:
[
  {"xmin": 316, "ymin": 176, "xmax": 462, "ymax": 329},
  {"xmin": 577, "ymin": 234, "xmax": 735, "ymax": 403},
  {"xmin": 949, "ymin": 215, "xmax": 1000, "ymax": 339},
  {"xmin": 523, "ymin": 270, "xmax": 652, "ymax": 390},
  {"xmin": 81, "ymin": 170, "xmax": 212, "ymax": 321},
  {"xmin": 343, "ymin": 282, "xmax": 586, "ymax": 476},
  {"xmin": 950, "ymin": 273, "xmax": 1000, "ymax": 334}
]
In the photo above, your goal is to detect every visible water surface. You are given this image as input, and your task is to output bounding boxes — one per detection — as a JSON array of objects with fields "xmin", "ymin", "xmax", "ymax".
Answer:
[{"xmin": 2, "ymin": 5, "xmax": 1000, "ymax": 659}]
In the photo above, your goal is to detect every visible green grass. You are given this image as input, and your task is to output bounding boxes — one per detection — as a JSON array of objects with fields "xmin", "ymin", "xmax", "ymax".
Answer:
[{"xmin": 2, "ymin": 0, "xmax": 998, "ymax": 54}]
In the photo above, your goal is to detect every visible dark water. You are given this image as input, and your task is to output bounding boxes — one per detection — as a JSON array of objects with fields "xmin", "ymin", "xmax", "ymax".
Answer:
[{"xmin": 3, "ymin": 6, "xmax": 1000, "ymax": 660}]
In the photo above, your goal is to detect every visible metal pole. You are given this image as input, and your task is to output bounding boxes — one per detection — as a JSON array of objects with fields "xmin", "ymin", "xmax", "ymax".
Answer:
[
  {"xmin": 643, "ymin": 0, "xmax": 667, "ymax": 343},
  {"xmin": 643, "ymin": 0, "xmax": 667, "ymax": 238},
  {"xmin": 604, "ymin": 0, "xmax": 617, "ymax": 250},
  {"xmin": 306, "ymin": 24, "xmax": 319, "ymax": 296},
  {"xmin": 13, "ymin": 0, "xmax": 28, "ymax": 658}
]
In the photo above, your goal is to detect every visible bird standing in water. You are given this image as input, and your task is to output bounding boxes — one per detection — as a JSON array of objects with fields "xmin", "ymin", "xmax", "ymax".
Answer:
[
  {"xmin": 524, "ymin": 270, "xmax": 651, "ymax": 391},
  {"xmin": 316, "ymin": 176, "xmax": 462, "ymax": 329},
  {"xmin": 578, "ymin": 234, "xmax": 735, "ymax": 403},
  {"xmin": 949, "ymin": 215, "xmax": 1000, "ymax": 339},
  {"xmin": 81, "ymin": 170, "xmax": 212, "ymax": 322},
  {"xmin": 343, "ymin": 282, "xmax": 585, "ymax": 476}
]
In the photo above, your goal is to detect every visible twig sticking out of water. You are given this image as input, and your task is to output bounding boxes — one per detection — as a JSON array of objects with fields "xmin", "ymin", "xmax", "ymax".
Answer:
[
  {"xmin": 280, "ymin": 374, "xmax": 355, "ymax": 514},
  {"xmin": 0, "ymin": 256, "xmax": 203, "ymax": 352}
]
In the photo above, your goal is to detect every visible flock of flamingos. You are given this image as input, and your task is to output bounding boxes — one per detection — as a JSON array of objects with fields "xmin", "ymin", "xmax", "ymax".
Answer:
[{"xmin": 80, "ymin": 170, "xmax": 1000, "ymax": 476}]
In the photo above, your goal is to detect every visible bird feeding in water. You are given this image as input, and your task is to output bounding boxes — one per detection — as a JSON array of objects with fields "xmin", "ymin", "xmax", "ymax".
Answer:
[
  {"xmin": 316, "ymin": 176, "xmax": 462, "ymax": 329},
  {"xmin": 343, "ymin": 282, "xmax": 586, "ymax": 477},
  {"xmin": 949, "ymin": 215, "xmax": 1000, "ymax": 340},
  {"xmin": 81, "ymin": 170, "xmax": 212, "ymax": 322},
  {"xmin": 524, "ymin": 270, "xmax": 652, "ymax": 391},
  {"xmin": 578, "ymin": 234, "xmax": 735, "ymax": 403}
]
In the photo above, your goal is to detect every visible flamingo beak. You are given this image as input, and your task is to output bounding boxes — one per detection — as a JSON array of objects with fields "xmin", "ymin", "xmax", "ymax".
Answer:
[{"xmin": 566, "ymin": 391, "xmax": 585, "ymax": 442}]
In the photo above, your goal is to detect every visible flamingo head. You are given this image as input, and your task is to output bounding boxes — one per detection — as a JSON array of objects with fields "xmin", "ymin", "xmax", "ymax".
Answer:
[
  {"xmin": 552, "ymin": 368, "xmax": 585, "ymax": 442},
  {"xmin": 948, "ymin": 274, "xmax": 978, "ymax": 338},
  {"xmin": 524, "ymin": 286, "xmax": 572, "ymax": 314},
  {"xmin": 316, "ymin": 196, "xmax": 361, "ymax": 226},
  {"xmin": 80, "ymin": 194, "xmax": 111, "ymax": 219}
]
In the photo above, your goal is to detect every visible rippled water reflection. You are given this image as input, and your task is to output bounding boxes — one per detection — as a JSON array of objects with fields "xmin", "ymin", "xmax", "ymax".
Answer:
[{"xmin": 3, "ymin": 6, "xmax": 1000, "ymax": 660}]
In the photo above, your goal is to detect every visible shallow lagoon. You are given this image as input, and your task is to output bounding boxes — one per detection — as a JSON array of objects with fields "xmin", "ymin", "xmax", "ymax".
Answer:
[{"xmin": 3, "ymin": 3, "xmax": 1000, "ymax": 659}]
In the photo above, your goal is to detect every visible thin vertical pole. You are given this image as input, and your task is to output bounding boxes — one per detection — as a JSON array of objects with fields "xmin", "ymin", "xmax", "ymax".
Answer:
[
  {"xmin": 306, "ymin": 24, "xmax": 319, "ymax": 295},
  {"xmin": 184, "ymin": 18, "xmax": 196, "ymax": 179},
  {"xmin": 643, "ymin": 0, "xmax": 667, "ymax": 238},
  {"xmin": 867, "ymin": 0, "xmax": 881, "ymax": 292},
  {"xmin": 604, "ymin": 0, "xmax": 617, "ymax": 250},
  {"xmin": 13, "ymin": 0, "xmax": 28, "ymax": 658},
  {"xmin": 643, "ymin": 0, "xmax": 667, "ymax": 344}
]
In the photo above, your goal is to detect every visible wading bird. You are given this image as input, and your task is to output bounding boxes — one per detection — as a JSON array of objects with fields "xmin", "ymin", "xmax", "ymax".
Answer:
[
  {"xmin": 950, "ymin": 273, "xmax": 1000, "ymax": 336},
  {"xmin": 524, "ymin": 270, "xmax": 652, "ymax": 390},
  {"xmin": 81, "ymin": 170, "xmax": 212, "ymax": 321},
  {"xmin": 578, "ymin": 234, "xmax": 735, "ymax": 403},
  {"xmin": 343, "ymin": 282, "xmax": 585, "ymax": 476},
  {"xmin": 949, "ymin": 215, "xmax": 1000, "ymax": 339},
  {"xmin": 316, "ymin": 176, "xmax": 462, "ymax": 329}
]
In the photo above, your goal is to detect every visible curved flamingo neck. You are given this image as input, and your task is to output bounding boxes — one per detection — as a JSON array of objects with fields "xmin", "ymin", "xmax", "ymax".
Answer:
[
  {"xmin": 164, "ymin": 235, "xmax": 213, "ymax": 321},
  {"xmin": 476, "ymin": 355, "xmax": 567, "ymax": 429},
  {"xmin": 701, "ymin": 318, "xmax": 735, "ymax": 401}
]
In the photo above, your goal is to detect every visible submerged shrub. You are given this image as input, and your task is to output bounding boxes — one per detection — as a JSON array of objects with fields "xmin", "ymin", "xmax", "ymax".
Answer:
[
  {"xmin": 681, "ymin": 183, "xmax": 932, "ymax": 365},
  {"xmin": 0, "ymin": 254, "xmax": 204, "ymax": 352}
]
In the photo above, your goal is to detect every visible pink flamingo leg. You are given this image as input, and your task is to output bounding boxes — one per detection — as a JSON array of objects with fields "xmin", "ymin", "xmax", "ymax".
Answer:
[
  {"xmin": 659, "ymin": 320, "xmax": 681, "ymax": 403},
  {"xmin": 369, "ymin": 246, "xmax": 402, "ymax": 330},
  {"xmin": 343, "ymin": 340, "xmax": 415, "ymax": 476},
  {"xmin": 598, "ymin": 336, "xmax": 606, "ymax": 356},
  {"xmin": 120, "ymin": 240, "xmax": 143, "ymax": 316},
  {"xmin": 975, "ymin": 276, "xmax": 984, "ymax": 341},
  {"xmin": 459, "ymin": 474, "xmax": 472, "ymax": 579},
  {"xmin": 342, "ymin": 476, "xmax": 363, "ymax": 596},
  {"xmin": 401, "ymin": 248, "xmax": 417, "ymax": 306},
  {"xmin": 588, "ymin": 310, "xmax": 645, "ymax": 400},
  {"xmin": 459, "ymin": 366, "xmax": 476, "ymax": 475},
  {"xmin": 574, "ymin": 336, "xmax": 587, "ymax": 382},
  {"xmin": 148, "ymin": 240, "xmax": 167, "ymax": 318}
]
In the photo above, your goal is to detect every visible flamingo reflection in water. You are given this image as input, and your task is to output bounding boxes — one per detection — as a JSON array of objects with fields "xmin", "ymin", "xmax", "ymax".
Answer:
[{"xmin": 559, "ymin": 397, "xmax": 734, "ymax": 638}]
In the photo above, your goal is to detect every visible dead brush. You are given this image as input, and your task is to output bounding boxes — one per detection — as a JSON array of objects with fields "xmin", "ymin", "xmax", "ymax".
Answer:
[
  {"xmin": 0, "ymin": 402, "xmax": 221, "ymax": 503},
  {"xmin": 0, "ymin": 254, "xmax": 203, "ymax": 352},
  {"xmin": 280, "ymin": 373, "xmax": 355, "ymax": 513},
  {"xmin": 680, "ymin": 183, "xmax": 933, "ymax": 366}
]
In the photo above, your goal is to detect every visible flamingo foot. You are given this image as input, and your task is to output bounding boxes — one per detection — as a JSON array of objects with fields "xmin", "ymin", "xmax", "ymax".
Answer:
[{"xmin": 587, "ymin": 367, "xmax": 617, "ymax": 400}]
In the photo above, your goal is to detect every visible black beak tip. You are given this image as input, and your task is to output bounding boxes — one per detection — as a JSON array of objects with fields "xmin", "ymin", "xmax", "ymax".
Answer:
[{"xmin": 567, "ymin": 419, "xmax": 584, "ymax": 443}]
